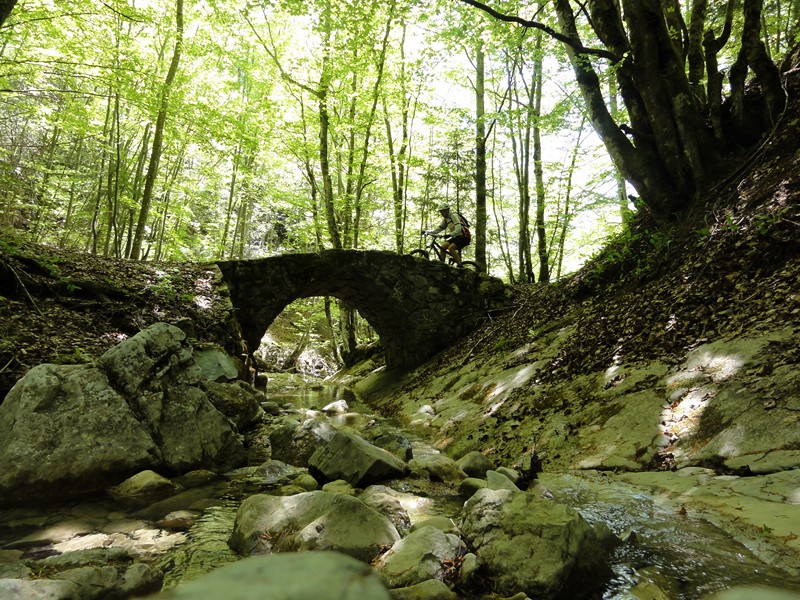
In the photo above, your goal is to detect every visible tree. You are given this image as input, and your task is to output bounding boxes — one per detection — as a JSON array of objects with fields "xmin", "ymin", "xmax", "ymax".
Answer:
[
  {"xmin": 462, "ymin": 0, "xmax": 786, "ymax": 221},
  {"xmin": 130, "ymin": 0, "xmax": 184, "ymax": 259},
  {"xmin": 0, "ymin": 0, "xmax": 16, "ymax": 28}
]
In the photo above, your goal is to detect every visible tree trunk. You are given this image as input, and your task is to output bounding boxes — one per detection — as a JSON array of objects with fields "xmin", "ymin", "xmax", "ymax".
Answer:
[
  {"xmin": 131, "ymin": 0, "xmax": 183, "ymax": 260},
  {"xmin": 531, "ymin": 29, "xmax": 549, "ymax": 283},
  {"xmin": 0, "ymin": 0, "xmax": 17, "ymax": 27},
  {"xmin": 474, "ymin": 42, "xmax": 488, "ymax": 273}
]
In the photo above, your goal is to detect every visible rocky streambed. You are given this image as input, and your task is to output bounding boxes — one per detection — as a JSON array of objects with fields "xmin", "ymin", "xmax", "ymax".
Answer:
[{"xmin": 1, "ymin": 375, "xmax": 799, "ymax": 597}]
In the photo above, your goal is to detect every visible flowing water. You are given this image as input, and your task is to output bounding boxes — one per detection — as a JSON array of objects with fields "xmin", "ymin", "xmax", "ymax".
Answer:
[
  {"xmin": 538, "ymin": 472, "xmax": 800, "ymax": 598},
  {"xmin": 2, "ymin": 383, "xmax": 799, "ymax": 598}
]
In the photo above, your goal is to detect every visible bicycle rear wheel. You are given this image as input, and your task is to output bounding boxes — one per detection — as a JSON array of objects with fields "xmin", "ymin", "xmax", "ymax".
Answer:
[{"xmin": 409, "ymin": 249, "xmax": 430, "ymax": 260}]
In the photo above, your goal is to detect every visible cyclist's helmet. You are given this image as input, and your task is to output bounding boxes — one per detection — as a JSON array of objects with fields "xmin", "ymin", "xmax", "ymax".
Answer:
[{"xmin": 438, "ymin": 203, "xmax": 450, "ymax": 212}]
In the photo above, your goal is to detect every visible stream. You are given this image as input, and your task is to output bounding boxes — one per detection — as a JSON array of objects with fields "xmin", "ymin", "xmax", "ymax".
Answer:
[{"xmin": 2, "ymin": 383, "xmax": 799, "ymax": 599}]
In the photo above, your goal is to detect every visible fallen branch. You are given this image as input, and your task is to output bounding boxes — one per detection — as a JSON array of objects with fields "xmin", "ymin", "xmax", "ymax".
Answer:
[{"xmin": 0, "ymin": 257, "xmax": 44, "ymax": 316}]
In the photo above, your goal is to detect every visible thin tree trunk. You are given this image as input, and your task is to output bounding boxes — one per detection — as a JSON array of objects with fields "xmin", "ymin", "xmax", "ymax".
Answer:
[
  {"xmin": 531, "ymin": 29, "xmax": 549, "ymax": 283},
  {"xmin": 131, "ymin": 0, "xmax": 183, "ymax": 260},
  {"xmin": 475, "ymin": 42, "xmax": 488, "ymax": 273},
  {"xmin": 219, "ymin": 146, "xmax": 240, "ymax": 259}
]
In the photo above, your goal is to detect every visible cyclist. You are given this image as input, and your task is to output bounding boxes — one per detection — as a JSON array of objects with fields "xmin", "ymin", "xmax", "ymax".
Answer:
[{"xmin": 425, "ymin": 203, "xmax": 470, "ymax": 267}]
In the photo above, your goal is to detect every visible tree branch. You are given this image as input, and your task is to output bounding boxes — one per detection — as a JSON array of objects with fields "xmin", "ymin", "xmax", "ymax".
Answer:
[
  {"xmin": 458, "ymin": 0, "xmax": 620, "ymax": 62},
  {"xmin": 243, "ymin": 11, "xmax": 321, "ymax": 99}
]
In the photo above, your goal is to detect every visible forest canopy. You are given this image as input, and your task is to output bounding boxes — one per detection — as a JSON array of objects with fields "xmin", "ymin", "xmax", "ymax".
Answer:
[{"xmin": 0, "ymin": 0, "xmax": 796, "ymax": 283}]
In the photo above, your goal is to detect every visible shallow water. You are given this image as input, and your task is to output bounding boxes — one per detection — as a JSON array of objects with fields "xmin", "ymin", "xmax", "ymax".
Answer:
[{"xmin": 539, "ymin": 472, "xmax": 800, "ymax": 598}]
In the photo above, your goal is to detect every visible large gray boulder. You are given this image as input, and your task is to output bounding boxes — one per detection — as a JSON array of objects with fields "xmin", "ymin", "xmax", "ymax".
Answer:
[
  {"xmin": 309, "ymin": 429, "xmax": 407, "ymax": 486},
  {"xmin": 152, "ymin": 552, "xmax": 391, "ymax": 600},
  {"xmin": 229, "ymin": 490, "xmax": 400, "ymax": 562},
  {"xmin": 0, "ymin": 323, "xmax": 246, "ymax": 506},
  {"xmin": 460, "ymin": 488, "xmax": 613, "ymax": 599}
]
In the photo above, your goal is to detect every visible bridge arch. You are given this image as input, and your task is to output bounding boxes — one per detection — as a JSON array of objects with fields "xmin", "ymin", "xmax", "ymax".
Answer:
[{"xmin": 216, "ymin": 250, "xmax": 509, "ymax": 369}]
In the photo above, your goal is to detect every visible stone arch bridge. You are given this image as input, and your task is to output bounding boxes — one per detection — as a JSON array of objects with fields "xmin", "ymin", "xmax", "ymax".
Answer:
[{"xmin": 216, "ymin": 250, "xmax": 509, "ymax": 369}]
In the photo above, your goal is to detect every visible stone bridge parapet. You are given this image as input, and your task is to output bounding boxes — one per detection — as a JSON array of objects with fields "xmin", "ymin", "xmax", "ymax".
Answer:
[{"xmin": 216, "ymin": 250, "xmax": 510, "ymax": 369}]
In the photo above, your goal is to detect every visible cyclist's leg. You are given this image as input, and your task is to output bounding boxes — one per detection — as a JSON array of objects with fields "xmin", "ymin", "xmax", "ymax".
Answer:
[{"xmin": 445, "ymin": 241, "xmax": 462, "ymax": 267}]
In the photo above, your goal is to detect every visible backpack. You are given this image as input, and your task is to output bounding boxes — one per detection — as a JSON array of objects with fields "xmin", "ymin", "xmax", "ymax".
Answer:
[{"xmin": 456, "ymin": 212, "xmax": 471, "ymax": 244}]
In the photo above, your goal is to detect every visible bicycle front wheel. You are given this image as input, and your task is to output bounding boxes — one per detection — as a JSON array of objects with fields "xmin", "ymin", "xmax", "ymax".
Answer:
[
  {"xmin": 409, "ymin": 249, "xmax": 431, "ymax": 260},
  {"xmin": 461, "ymin": 261, "xmax": 478, "ymax": 271}
]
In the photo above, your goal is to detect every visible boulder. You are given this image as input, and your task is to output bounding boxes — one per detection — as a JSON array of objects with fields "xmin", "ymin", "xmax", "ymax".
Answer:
[
  {"xmin": 108, "ymin": 470, "xmax": 180, "ymax": 505},
  {"xmin": 202, "ymin": 380, "xmax": 264, "ymax": 431},
  {"xmin": 705, "ymin": 586, "xmax": 800, "ymax": 600},
  {"xmin": 495, "ymin": 467, "xmax": 520, "ymax": 483},
  {"xmin": 0, "ymin": 323, "xmax": 246, "ymax": 506},
  {"xmin": 322, "ymin": 399, "xmax": 349, "ymax": 414},
  {"xmin": 321, "ymin": 479, "xmax": 356, "ymax": 495},
  {"xmin": 372, "ymin": 432, "xmax": 414, "ymax": 462},
  {"xmin": 388, "ymin": 579, "xmax": 458, "ymax": 600},
  {"xmin": 151, "ymin": 552, "xmax": 390, "ymax": 600},
  {"xmin": 193, "ymin": 345, "xmax": 240, "ymax": 382},
  {"xmin": 269, "ymin": 419, "xmax": 337, "ymax": 467},
  {"xmin": 408, "ymin": 455, "xmax": 467, "ymax": 484},
  {"xmin": 56, "ymin": 563, "xmax": 163, "ymax": 600},
  {"xmin": 458, "ymin": 477, "xmax": 488, "ymax": 498},
  {"xmin": 309, "ymin": 430, "xmax": 407, "ymax": 486},
  {"xmin": 486, "ymin": 470, "xmax": 520, "ymax": 491},
  {"xmin": 0, "ymin": 579, "xmax": 80, "ymax": 599},
  {"xmin": 229, "ymin": 491, "xmax": 400, "ymax": 562},
  {"xmin": 360, "ymin": 485, "xmax": 411, "ymax": 534},
  {"xmin": 410, "ymin": 516, "xmax": 459, "ymax": 534},
  {"xmin": 456, "ymin": 451, "xmax": 494, "ymax": 478},
  {"xmin": 460, "ymin": 488, "xmax": 612, "ymax": 599},
  {"xmin": 373, "ymin": 526, "xmax": 465, "ymax": 589},
  {"xmin": 260, "ymin": 459, "xmax": 306, "ymax": 487}
]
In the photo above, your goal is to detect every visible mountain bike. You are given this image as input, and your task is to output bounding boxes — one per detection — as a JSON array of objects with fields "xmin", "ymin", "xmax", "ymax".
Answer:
[{"xmin": 409, "ymin": 232, "xmax": 478, "ymax": 270}]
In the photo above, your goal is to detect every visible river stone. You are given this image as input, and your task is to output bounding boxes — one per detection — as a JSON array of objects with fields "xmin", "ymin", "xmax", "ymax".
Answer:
[
  {"xmin": 151, "ymin": 552, "xmax": 391, "ymax": 600},
  {"xmin": 56, "ymin": 563, "xmax": 163, "ymax": 599},
  {"xmin": 0, "ymin": 560, "xmax": 31, "ymax": 579},
  {"xmin": 410, "ymin": 516, "xmax": 458, "ymax": 534},
  {"xmin": 309, "ymin": 429, "xmax": 407, "ymax": 486},
  {"xmin": 108, "ymin": 470, "xmax": 180, "ymax": 505},
  {"xmin": 0, "ymin": 323, "xmax": 246, "ymax": 506},
  {"xmin": 261, "ymin": 459, "xmax": 305, "ymax": 487},
  {"xmin": 293, "ymin": 473, "xmax": 319, "ymax": 491},
  {"xmin": 458, "ymin": 477, "xmax": 488, "ymax": 498},
  {"xmin": 460, "ymin": 488, "xmax": 612, "ymax": 599},
  {"xmin": 269, "ymin": 419, "xmax": 337, "ymax": 467},
  {"xmin": 322, "ymin": 399, "xmax": 349, "ymax": 413},
  {"xmin": 0, "ymin": 578, "xmax": 80, "ymax": 599},
  {"xmin": 706, "ymin": 586, "xmax": 800, "ymax": 600},
  {"xmin": 408, "ymin": 455, "xmax": 467, "ymax": 483},
  {"xmin": 321, "ymin": 479, "xmax": 356, "ymax": 495},
  {"xmin": 486, "ymin": 470, "xmax": 520, "ymax": 491},
  {"xmin": 388, "ymin": 578, "xmax": 458, "ymax": 600},
  {"xmin": 373, "ymin": 526, "xmax": 465, "ymax": 589},
  {"xmin": 495, "ymin": 466, "xmax": 520, "ymax": 483},
  {"xmin": 456, "ymin": 451, "xmax": 494, "ymax": 478},
  {"xmin": 371, "ymin": 432, "xmax": 414, "ymax": 461},
  {"xmin": 360, "ymin": 485, "xmax": 411, "ymax": 534},
  {"xmin": 202, "ymin": 380, "xmax": 264, "ymax": 431},
  {"xmin": 229, "ymin": 491, "xmax": 400, "ymax": 562}
]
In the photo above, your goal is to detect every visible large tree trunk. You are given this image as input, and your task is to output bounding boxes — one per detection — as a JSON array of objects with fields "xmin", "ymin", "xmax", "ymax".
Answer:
[
  {"xmin": 0, "ymin": 0, "xmax": 17, "ymax": 27},
  {"xmin": 469, "ymin": 0, "xmax": 783, "ymax": 221}
]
